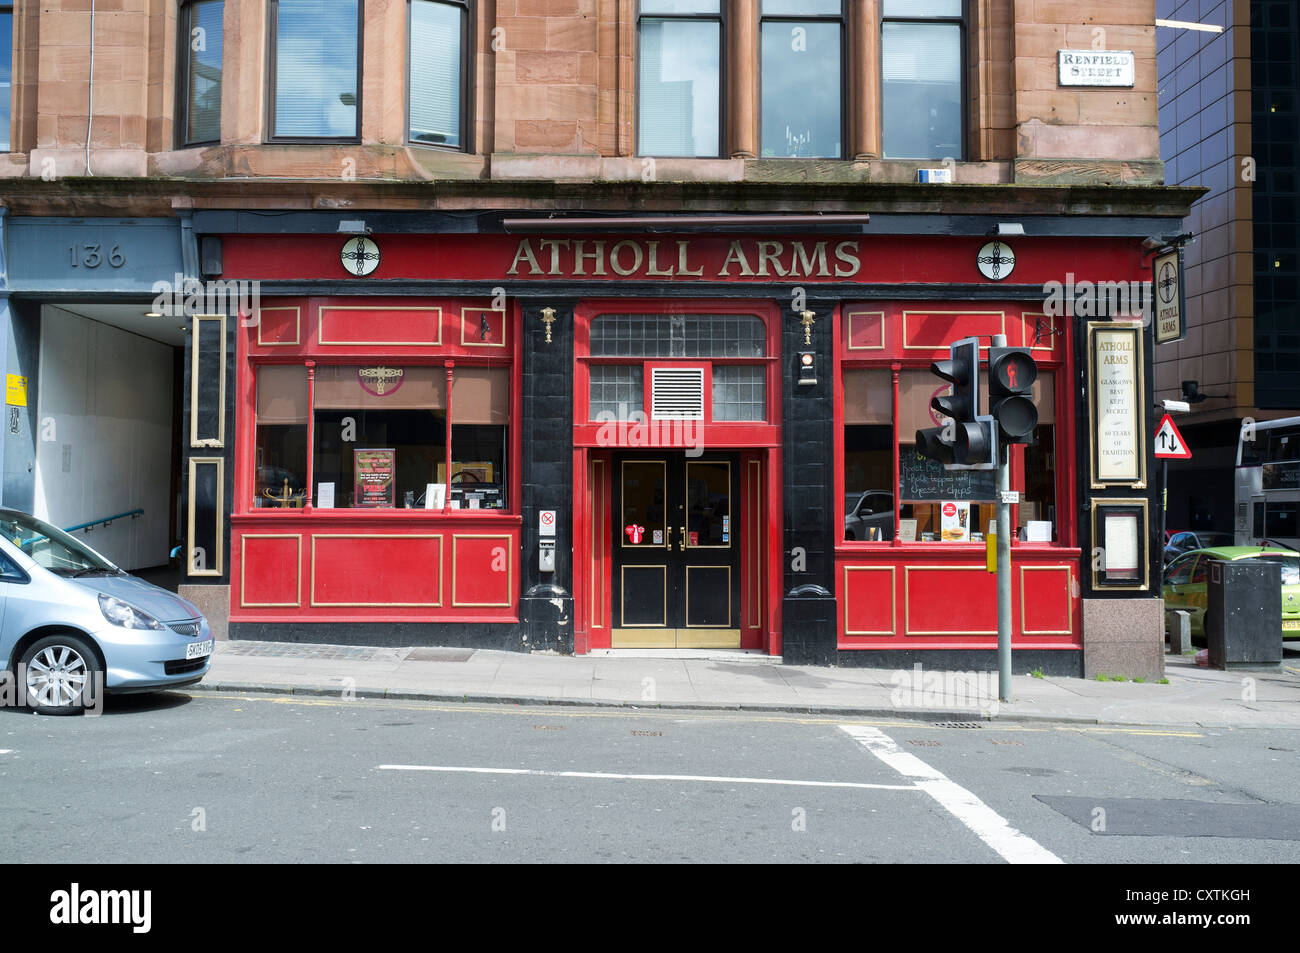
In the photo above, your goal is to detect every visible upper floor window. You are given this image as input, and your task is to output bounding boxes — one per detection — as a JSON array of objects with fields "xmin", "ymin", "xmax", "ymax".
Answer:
[
  {"xmin": 409, "ymin": 0, "xmax": 468, "ymax": 149},
  {"xmin": 178, "ymin": 0, "xmax": 224, "ymax": 146},
  {"xmin": 761, "ymin": 0, "xmax": 843, "ymax": 158},
  {"xmin": 881, "ymin": 0, "xmax": 963, "ymax": 159},
  {"xmin": 270, "ymin": 0, "xmax": 362, "ymax": 140},
  {"xmin": 637, "ymin": 0, "xmax": 722, "ymax": 158},
  {"xmin": 0, "ymin": 4, "xmax": 13, "ymax": 153}
]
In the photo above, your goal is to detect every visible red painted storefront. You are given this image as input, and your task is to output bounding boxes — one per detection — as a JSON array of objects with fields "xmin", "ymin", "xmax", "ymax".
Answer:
[{"xmin": 219, "ymin": 231, "xmax": 1149, "ymax": 659}]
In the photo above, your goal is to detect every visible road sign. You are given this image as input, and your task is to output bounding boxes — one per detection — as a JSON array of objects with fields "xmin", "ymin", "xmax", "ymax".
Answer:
[{"xmin": 1154, "ymin": 414, "xmax": 1192, "ymax": 459}]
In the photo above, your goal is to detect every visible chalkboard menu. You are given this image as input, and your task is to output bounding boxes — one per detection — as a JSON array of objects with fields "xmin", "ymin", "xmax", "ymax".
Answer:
[{"xmin": 900, "ymin": 450, "xmax": 997, "ymax": 502}]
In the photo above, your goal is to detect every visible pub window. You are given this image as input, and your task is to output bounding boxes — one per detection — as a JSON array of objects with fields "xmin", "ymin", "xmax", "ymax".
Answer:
[
  {"xmin": 178, "ymin": 0, "xmax": 224, "ymax": 146},
  {"xmin": 637, "ymin": 0, "xmax": 722, "ymax": 158},
  {"xmin": 409, "ymin": 0, "xmax": 469, "ymax": 149},
  {"xmin": 0, "ymin": 4, "xmax": 12, "ymax": 153},
  {"xmin": 881, "ymin": 0, "xmax": 964, "ymax": 159},
  {"xmin": 760, "ymin": 0, "xmax": 843, "ymax": 158},
  {"xmin": 254, "ymin": 364, "xmax": 309, "ymax": 507},
  {"xmin": 842, "ymin": 367, "xmax": 1058, "ymax": 544},
  {"xmin": 270, "ymin": 0, "xmax": 362, "ymax": 140}
]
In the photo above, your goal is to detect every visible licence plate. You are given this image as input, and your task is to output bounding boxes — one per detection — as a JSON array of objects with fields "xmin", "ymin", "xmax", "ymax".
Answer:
[
  {"xmin": 1283, "ymin": 620, "xmax": 1300, "ymax": 631},
  {"xmin": 186, "ymin": 639, "xmax": 214, "ymax": 660}
]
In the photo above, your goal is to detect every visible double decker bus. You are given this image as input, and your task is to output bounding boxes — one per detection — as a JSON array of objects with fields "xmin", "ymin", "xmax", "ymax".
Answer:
[{"xmin": 1236, "ymin": 416, "xmax": 1300, "ymax": 549}]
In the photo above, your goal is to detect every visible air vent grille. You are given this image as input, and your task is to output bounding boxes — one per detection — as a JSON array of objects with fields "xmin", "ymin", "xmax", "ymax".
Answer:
[{"xmin": 651, "ymin": 367, "xmax": 705, "ymax": 420}]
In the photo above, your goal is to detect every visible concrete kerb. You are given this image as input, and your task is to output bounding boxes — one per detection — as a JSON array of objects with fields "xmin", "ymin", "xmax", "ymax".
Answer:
[{"xmin": 188, "ymin": 679, "xmax": 1115, "ymax": 725}]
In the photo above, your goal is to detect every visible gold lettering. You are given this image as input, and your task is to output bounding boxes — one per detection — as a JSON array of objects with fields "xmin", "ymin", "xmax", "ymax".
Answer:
[
  {"xmin": 645, "ymin": 241, "xmax": 675, "ymax": 277},
  {"xmin": 610, "ymin": 240, "xmax": 643, "ymax": 276},
  {"xmin": 833, "ymin": 241, "xmax": 861, "ymax": 278},
  {"xmin": 718, "ymin": 240, "xmax": 756, "ymax": 277},
  {"xmin": 507, "ymin": 239, "xmax": 543, "ymax": 277},
  {"xmin": 756, "ymin": 241, "xmax": 788, "ymax": 278},
  {"xmin": 573, "ymin": 240, "xmax": 606, "ymax": 276},
  {"xmin": 537, "ymin": 239, "xmax": 570, "ymax": 276},
  {"xmin": 676, "ymin": 240, "xmax": 704, "ymax": 277},
  {"xmin": 791, "ymin": 241, "xmax": 830, "ymax": 277}
]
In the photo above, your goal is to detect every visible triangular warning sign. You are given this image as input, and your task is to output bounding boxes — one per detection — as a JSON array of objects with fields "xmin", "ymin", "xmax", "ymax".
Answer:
[{"xmin": 1154, "ymin": 414, "xmax": 1192, "ymax": 459}]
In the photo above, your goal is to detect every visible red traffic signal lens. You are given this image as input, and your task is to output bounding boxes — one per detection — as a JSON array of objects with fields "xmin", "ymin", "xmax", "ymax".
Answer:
[{"xmin": 992, "ymin": 351, "xmax": 1037, "ymax": 393}]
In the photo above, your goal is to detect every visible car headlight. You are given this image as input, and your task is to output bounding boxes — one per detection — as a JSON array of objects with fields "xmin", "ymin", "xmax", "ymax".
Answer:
[{"xmin": 98, "ymin": 593, "xmax": 167, "ymax": 631}]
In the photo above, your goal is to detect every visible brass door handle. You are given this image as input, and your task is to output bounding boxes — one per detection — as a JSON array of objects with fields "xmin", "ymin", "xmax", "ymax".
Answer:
[{"xmin": 679, "ymin": 526, "xmax": 687, "ymax": 551}]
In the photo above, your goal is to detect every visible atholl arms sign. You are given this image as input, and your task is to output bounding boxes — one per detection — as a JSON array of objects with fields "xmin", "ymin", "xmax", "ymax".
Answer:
[{"xmin": 505, "ymin": 238, "xmax": 865, "ymax": 280}]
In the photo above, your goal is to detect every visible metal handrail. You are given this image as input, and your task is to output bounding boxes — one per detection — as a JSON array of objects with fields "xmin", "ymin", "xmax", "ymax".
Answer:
[{"xmin": 63, "ymin": 509, "xmax": 144, "ymax": 534}]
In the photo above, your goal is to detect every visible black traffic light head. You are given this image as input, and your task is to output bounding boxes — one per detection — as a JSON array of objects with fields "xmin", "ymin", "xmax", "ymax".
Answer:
[
  {"xmin": 930, "ymin": 336, "xmax": 981, "ymax": 423},
  {"xmin": 916, "ymin": 415, "xmax": 997, "ymax": 470},
  {"xmin": 988, "ymin": 346, "xmax": 1039, "ymax": 442}
]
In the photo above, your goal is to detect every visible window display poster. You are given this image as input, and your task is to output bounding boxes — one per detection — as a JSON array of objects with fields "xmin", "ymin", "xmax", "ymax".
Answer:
[
  {"xmin": 940, "ymin": 501, "xmax": 970, "ymax": 542},
  {"xmin": 317, "ymin": 482, "xmax": 335, "ymax": 509},
  {"xmin": 425, "ymin": 483, "xmax": 446, "ymax": 509},
  {"xmin": 354, "ymin": 449, "xmax": 396, "ymax": 507},
  {"xmin": 898, "ymin": 519, "xmax": 918, "ymax": 542}
]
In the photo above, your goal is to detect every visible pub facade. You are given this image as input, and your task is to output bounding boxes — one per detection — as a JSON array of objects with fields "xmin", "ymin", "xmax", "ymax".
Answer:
[{"xmin": 176, "ymin": 205, "xmax": 1194, "ymax": 677}]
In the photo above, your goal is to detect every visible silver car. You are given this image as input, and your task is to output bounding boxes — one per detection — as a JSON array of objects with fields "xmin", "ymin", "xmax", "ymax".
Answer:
[{"xmin": 0, "ymin": 508, "xmax": 212, "ymax": 715}]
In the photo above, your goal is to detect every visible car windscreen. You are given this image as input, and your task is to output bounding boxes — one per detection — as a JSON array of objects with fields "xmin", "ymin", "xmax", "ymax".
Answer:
[
  {"xmin": 0, "ymin": 512, "xmax": 118, "ymax": 575},
  {"xmin": 1252, "ymin": 555, "xmax": 1300, "ymax": 586}
]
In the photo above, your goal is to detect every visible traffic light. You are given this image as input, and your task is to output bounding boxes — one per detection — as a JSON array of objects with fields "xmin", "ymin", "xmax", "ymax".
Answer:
[
  {"xmin": 988, "ymin": 347, "xmax": 1039, "ymax": 443},
  {"xmin": 915, "ymin": 336, "xmax": 996, "ymax": 469}
]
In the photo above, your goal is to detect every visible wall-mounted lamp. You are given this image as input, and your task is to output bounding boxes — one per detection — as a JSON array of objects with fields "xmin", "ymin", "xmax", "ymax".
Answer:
[
  {"xmin": 1181, "ymin": 380, "xmax": 1228, "ymax": 404},
  {"xmin": 797, "ymin": 351, "xmax": 817, "ymax": 387},
  {"xmin": 799, "ymin": 310, "xmax": 815, "ymax": 347},
  {"xmin": 337, "ymin": 220, "xmax": 370, "ymax": 235},
  {"xmin": 1143, "ymin": 232, "xmax": 1195, "ymax": 254},
  {"xmin": 987, "ymin": 223, "xmax": 1025, "ymax": 238},
  {"xmin": 540, "ymin": 307, "xmax": 556, "ymax": 344}
]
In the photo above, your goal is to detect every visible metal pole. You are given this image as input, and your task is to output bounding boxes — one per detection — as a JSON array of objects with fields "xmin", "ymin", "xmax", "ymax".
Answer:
[
  {"xmin": 993, "ymin": 332, "xmax": 1012, "ymax": 702},
  {"xmin": 1161, "ymin": 457, "xmax": 1168, "ymax": 556}
]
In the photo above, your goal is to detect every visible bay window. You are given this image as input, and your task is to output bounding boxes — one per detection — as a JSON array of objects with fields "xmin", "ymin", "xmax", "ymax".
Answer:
[
  {"xmin": 637, "ymin": 0, "xmax": 723, "ymax": 157},
  {"xmin": 179, "ymin": 0, "xmax": 224, "ymax": 146},
  {"xmin": 761, "ymin": 0, "xmax": 844, "ymax": 158},
  {"xmin": 270, "ymin": 0, "xmax": 362, "ymax": 140},
  {"xmin": 881, "ymin": 0, "xmax": 964, "ymax": 159},
  {"xmin": 409, "ymin": 0, "xmax": 468, "ymax": 149}
]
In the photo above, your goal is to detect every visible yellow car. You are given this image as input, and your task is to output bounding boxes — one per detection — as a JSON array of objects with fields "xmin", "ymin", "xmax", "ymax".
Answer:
[{"xmin": 1163, "ymin": 546, "xmax": 1300, "ymax": 638}]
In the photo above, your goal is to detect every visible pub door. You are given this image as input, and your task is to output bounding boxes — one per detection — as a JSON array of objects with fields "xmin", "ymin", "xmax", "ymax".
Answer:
[{"xmin": 611, "ymin": 452, "xmax": 742, "ymax": 648}]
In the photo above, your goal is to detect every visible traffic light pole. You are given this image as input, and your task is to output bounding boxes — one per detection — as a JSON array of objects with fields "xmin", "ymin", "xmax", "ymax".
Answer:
[
  {"xmin": 993, "ymin": 333, "xmax": 1013, "ymax": 702},
  {"xmin": 996, "ymin": 442, "xmax": 1012, "ymax": 702}
]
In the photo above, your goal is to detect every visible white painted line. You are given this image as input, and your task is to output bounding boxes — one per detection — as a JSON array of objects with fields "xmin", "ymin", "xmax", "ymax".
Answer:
[
  {"xmin": 839, "ymin": 725, "xmax": 1063, "ymax": 864},
  {"xmin": 0, "ymin": 749, "xmax": 11, "ymax": 754},
  {"xmin": 377, "ymin": 764, "xmax": 917, "ymax": 791},
  {"xmin": 1155, "ymin": 18, "xmax": 1224, "ymax": 33}
]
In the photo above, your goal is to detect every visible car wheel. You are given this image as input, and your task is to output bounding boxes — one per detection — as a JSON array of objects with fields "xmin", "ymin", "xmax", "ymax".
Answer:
[{"xmin": 19, "ymin": 633, "xmax": 103, "ymax": 716}]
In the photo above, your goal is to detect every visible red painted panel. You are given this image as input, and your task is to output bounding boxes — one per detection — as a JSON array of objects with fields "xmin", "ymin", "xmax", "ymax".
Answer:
[
  {"xmin": 311, "ymin": 535, "xmax": 443, "ymax": 606},
  {"xmin": 240, "ymin": 535, "xmax": 301, "ymax": 607},
  {"xmin": 318, "ymin": 306, "xmax": 443, "ymax": 346},
  {"xmin": 843, "ymin": 566, "xmax": 896, "ymax": 636},
  {"xmin": 1021, "ymin": 566, "xmax": 1074, "ymax": 635},
  {"xmin": 451, "ymin": 535, "xmax": 514, "ymax": 607},
  {"xmin": 257, "ymin": 307, "xmax": 301, "ymax": 346},
  {"xmin": 905, "ymin": 567, "xmax": 998, "ymax": 636},
  {"xmin": 903, "ymin": 310, "xmax": 1007, "ymax": 351},
  {"xmin": 845, "ymin": 310, "xmax": 885, "ymax": 350},
  {"xmin": 221, "ymin": 234, "xmax": 1145, "ymax": 287}
]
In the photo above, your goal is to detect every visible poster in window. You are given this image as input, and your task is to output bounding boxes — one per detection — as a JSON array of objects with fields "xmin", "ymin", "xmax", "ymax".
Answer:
[
  {"xmin": 354, "ymin": 449, "xmax": 396, "ymax": 507},
  {"xmin": 940, "ymin": 501, "xmax": 970, "ymax": 542}
]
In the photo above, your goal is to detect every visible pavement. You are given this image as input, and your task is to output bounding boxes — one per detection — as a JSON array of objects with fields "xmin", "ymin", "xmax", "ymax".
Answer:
[{"xmin": 191, "ymin": 639, "xmax": 1300, "ymax": 729}]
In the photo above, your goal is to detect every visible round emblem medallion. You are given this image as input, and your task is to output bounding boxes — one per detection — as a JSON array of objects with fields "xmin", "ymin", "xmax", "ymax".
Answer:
[
  {"xmin": 976, "ymin": 241, "xmax": 1015, "ymax": 281},
  {"xmin": 341, "ymin": 236, "xmax": 381, "ymax": 277}
]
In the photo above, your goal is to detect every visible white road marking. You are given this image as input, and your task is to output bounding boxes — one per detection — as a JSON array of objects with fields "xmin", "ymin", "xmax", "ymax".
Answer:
[
  {"xmin": 0, "ymin": 749, "xmax": 11, "ymax": 754},
  {"xmin": 377, "ymin": 764, "xmax": 917, "ymax": 791},
  {"xmin": 839, "ymin": 725, "xmax": 1063, "ymax": 864}
]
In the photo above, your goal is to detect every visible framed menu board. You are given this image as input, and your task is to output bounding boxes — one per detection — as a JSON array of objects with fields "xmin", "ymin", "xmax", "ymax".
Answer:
[
  {"xmin": 1088, "ymin": 322, "xmax": 1146, "ymax": 487},
  {"xmin": 354, "ymin": 448, "xmax": 396, "ymax": 507}
]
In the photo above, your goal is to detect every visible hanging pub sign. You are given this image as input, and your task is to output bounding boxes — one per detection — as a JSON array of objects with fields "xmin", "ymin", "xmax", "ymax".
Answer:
[
  {"xmin": 354, "ymin": 448, "xmax": 396, "ymax": 507},
  {"xmin": 1057, "ymin": 49, "xmax": 1135, "ymax": 87},
  {"xmin": 1088, "ymin": 322, "xmax": 1146, "ymax": 488},
  {"xmin": 1153, "ymin": 250, "xmax": 1185, "ymax": 345}
]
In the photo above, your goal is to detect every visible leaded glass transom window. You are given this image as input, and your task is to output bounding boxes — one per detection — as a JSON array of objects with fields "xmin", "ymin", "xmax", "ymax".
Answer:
[{"xmin": 590, "ymin": 314, "xmax": 766, "ymax": 358}]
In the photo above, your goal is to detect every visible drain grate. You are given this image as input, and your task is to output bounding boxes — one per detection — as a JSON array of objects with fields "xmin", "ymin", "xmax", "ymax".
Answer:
[
  {"xmin": 934, "ymin": 721, "xmax": 984, "ymax": 729},
  {"xmin": 907, "ymin": 739, "xmax": 942, "ymax": 747}
]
